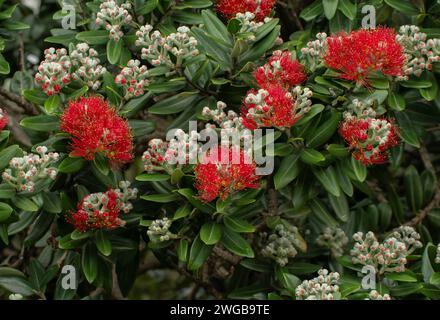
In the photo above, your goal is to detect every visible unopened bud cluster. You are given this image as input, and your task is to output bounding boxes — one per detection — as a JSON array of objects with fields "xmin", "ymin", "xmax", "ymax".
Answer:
[
  {"xmin": 96, "ymin": 0, "xmax": 132, "ymax": 42},
  {"xmin": 396, "ymin": 25, "xmax": 440, "ymax": 79},
  {"xmin": 147, "ymin": 217, "xmax": 178, "ymax": 242},
  {"xmin": 35, "ymin": 48, "xmax": 71, "ymax": 96},
  {"xmin": 300, "ymin": 33, "xmax": 328, "ymax": 71},
  {"xmin": 295, "ymin": 269, "xmax": 341, "ymax": 300},
  {"xmin": 261, "ymin": 223, "xmax": 301, "ymax": 266},
  {"xmin": 115, "ymin": 60, "xmax": 149, "ymax": 99},
  {"xmin": 70, "ymin": 43, "xmax": 106, "ymax": 90},
  {"xmin": 389, "ymin": 226, "xmax": 422, "ymax": 255},
  {"xmin": 142, "ymin": 130, "xmax": 200, "ymax": 173},
  {"xmin": 2, "ymin": 146, "xmax": 59, "ymax": 193},
  {"xmin": 114, "ymin": 181, "xmax": 138, "ymax": 213},
  {"xmin": 235, "ymin": 12, "xmax": 271, "ymax": 41},
  {"xmin": 316, "ymin": 227, "xmax": 348, "ymax": 258},
  {"xmin": 136, "ymin": 25, "xmax": 198, "ymax": 68},
  {"xmin": 367, "ymin": 290, "xmax": 391, "ymax": 300},
  {"xmin": 351, "ymin": 231, "xmax": 408, "ymax": 275}
]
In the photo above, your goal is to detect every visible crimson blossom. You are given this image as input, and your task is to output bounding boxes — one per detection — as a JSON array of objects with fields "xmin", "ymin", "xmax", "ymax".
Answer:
[
  {"xmin": 339, "ymin": 117, "xmax": 399, "ymax": 165},
  {"xmin": 216, "ymin": 0, "xmax": 275, "ymax": 21},
  {"xmin": 324, "ymin": 28, "xmax": 405, "ymax": 84},
  {"xmin": 194, "ymin": 146, "xmax": 260, "ymax": 202},
  {"xmin": 0, "ymin": 108, "xmax": 8, "ymax": 131},
  {"xmin": 60, "ymin": 96, "xmax": 133, "ymax": 165},
  {"xmin": 255, "ymin": 50, "xmax": 307, "ymax": 89}
]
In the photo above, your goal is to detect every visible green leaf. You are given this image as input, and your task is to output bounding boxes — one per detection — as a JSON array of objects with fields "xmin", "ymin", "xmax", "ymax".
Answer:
[
  {"xmin": 140, "ymin": 193, "xmax": 180, "ymax": 203},
  {"xmin": 323, "ymin": 0, "xmax": 339, "ymax": 19},
  {"xmin": 300, "ymin": 1, "xmax": 324, "ymax": 21},
  {"xmin": 404, "ymin": 165, "xmax": 423, "ymax": 212},
  {"xmin": 44, "ymin": 95, "xmax": 61, "ymax": 115},
  {"xmin": 327, "ymin": 144, "xmax": 349, "ymax": 158},
  {"xmin": 0, "ymin": 202, "xmax": 12, "ymax": 223},
  {"xmin": 188, "ymin": 235, "xmax": 212, "ymax": 270},
  {"xmin": 20, "ymin": 115, "xmax": 59, "ymax": 132},
  {"xmin": 82, "ymin": 243, "xmax": 98, "ymax": 283},
  {"xmin": 14, "ymin": 196, "xmax": 39, "ymax": 212},
  {"xmin": 274, "ymin": 153, "xmax": 300, "ymax": 190},
  {"xmin": 92, "ymin": 153, "xmax": 109, "ymax": 176},
  {"xmin": 128, "ymin": 119, "xmax": 155, "ymax": 137},
  {"xmin": 136, "ymin": 173, "xmax": 170, "ymax": 182},
  {"xmin": 385, "ymin": 271, "xmax": 418, "ymax": 283},
  {"xmin": 400, "ymin": 79, "xmax": 432, "ymax": 89},
  {"xmin": 387, "ymin": 92, "xmax": 406, "ymax": 111},
  {"xmin": 201, "ymin": 10, "xmax": 232, "ymax": 46},
  {"xmin": 384, "ymin": 0, "xmax": 419, "ymax": 15},
  {"xmin": 0, "ymin": 145, "xmax": 20, "ymax": 170},
  {"xmin": 22, "ymin": 89, "xmax": 47, "ymax": 105},
  {"xmin": 422, "ymin": 243, "xmax": 436, "ymax": 283},
  {"xmin": 328, "ymin": 193, "xmax": 349, "ymax": 222},
  {"xmin": 300, "ymin": 148, "xmax": 325, "ymax": 165},
  {"xmin": 177, "ymin": 239, "xmax": 189, "ymax": 262},
  {"xmin": 338, "ymin": 0, "xmax": 356, "ymax": 20},
  {"xmin": 240, "ymin": 259, "xmax": 271, "ymax": 273},
  {"xmin": 58, "ymin": 233, "xmax": 84, "ymax": 249},
  {"xmin": 306, "ymin": 111, "xmax": 341, "ymax": 148},
  {"xmin": 42, "ymin": 192, "xmax": 62, "ymax": 214},
  {"xmin": 351, "ymin": 157, "xmax": 367, "ymax": 182},
  {"xmin": 238, "ymin": 26, "xmax": 280, "ymax": 64},
  {"xmin": 0, "ymin": 184, "xmax": 15, "ymax": 199},
  {"xmin": 76, "ymin": 30, "xmax": 109, "ymax": 44},
  {"xmin": 222, "ymin": 227, "xmax": 254, "ymax": 258},
  {"xmin": 419, "ymin": 73, "xmax": 438, "ymax": 101},
  {"xmin": 148, "ymin": 92, "xmax": 200, "ymax": 114},
  {"xmin": 390, "ymin": 283, "xmax": 423, "ymax": 297},
  {"xmin": 107, "ymin": 39, "xmax": 122, "ymax": 65},
  {"xmin": 3, "ymin": 20, "xmax": 29, "ymax": 30},
  {"xmin": 137, "ymin": 0, "xmax": 158, "ymax": 14},
  {"xmin": 277, "ymin": 269, "xmax": 301, "ymax": 292},
  {"xmin": 58, "ymin": 157, "xmax": 86, "ymax": 173},
  {"xmin": 309, "ymin": 199, "xmax": 338, "ymax": 228},
  {"xmin": 312, "ymin": 166, "xmax": 341, "ymax": 197},
  {"xmin": 96, "ymin": 230, "xmax": 112, "ymax": 256},
  {"xmin": 224, "ymin": 216, "xmax": 255, "ymax": 233},
  {"xmin": 0, "ymin": 53, "xmax": 10, "ymax": 74},
  {"xmin": 200, "ymin": 222, "xmax": 222, "ymax": 245}
]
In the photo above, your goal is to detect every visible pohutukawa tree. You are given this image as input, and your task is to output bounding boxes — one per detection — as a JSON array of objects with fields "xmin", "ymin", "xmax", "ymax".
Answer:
[{"xmin": 0, "ymin": 0, "xmax": 439, "ymax": 300}]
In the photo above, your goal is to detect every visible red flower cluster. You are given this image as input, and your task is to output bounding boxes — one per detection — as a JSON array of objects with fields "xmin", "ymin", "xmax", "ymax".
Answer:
[
  {"xmin": 0, "ymin": 108, "xmax": 8, "ymax": 131},
  {"xmin": 216, "ymin": 0, "xmax": 275, "ymax": 21},
  {"xmin": 241, "ymin": 87, "xmax": 299, "ymax": 129},
  {"xmin": 195, "ymin": 146, "xmax": 260, "ymax": 202},
  {"xmin": 340, "ymin": 117, "xmax": 399, "ymax": 165},
  {"xmin": 324, "ymin": 28, "xmax": 405, "ymax": 84},
  {"xmin": 70, "ymin": 189, "xmax": 124, "ymax": 232},
  {"xmin": 255, "ymin": 50, "xmax": 307, "ymax": 89},
  {"xmin": 60, "ymin": 96, "xmax": 133, "ymax": 164}
]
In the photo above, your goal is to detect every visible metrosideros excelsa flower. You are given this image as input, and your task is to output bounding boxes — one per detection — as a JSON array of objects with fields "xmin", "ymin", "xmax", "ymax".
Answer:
[
  {"xmin": 69, "ymin": 181, "xmax": 137, "ymax": 232},
  {"xmin": 194, "ymin": 146, "xmax": 260, "ymax": 202},
  {"xmin": 324, "ymin": 28, "xmax": 405, "ymax": 84},
  {"xmin": 34, "ymin": 47, "xmax": 72, "ymax": 96},
  {"xmin": 241, "ymin": 86, "xmax": 312, "ymax": 130},
  {"xmin": 60, "ymin": 96, "xmax": 133, "ymax": 165},
  {"xmin": 216, "ymin": 0, "xmax": 276, "ymax": 22},
  {"xmin": 95, "ymin": 0, "xmax": 132, "ymax": 42},
  {"xmin": 0, "ymin": 108, "xmax": 8, "ymax": 131},
  {"xmin": 340, "ymin": 99, "xmax": 399, "ymax": 166},
  {"xmin": 255, "ymin": 50, "xmax": 307, "ymax": 89},
  {"xmin": 2, "ymin": 146, "xmax": 59, "ymax": 193}
]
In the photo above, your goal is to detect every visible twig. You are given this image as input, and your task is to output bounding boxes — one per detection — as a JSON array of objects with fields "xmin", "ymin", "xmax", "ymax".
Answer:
[
  {"xmin": 111, "ymin": 264, "xmax": 126, "ymax": 300},
  {"xmin": 0, "ymin": 87, "xmax": 38, "ymax": 115},
  {"xmin": 213, "ymin": 246, "xmax": 241, "ymax": 265}
]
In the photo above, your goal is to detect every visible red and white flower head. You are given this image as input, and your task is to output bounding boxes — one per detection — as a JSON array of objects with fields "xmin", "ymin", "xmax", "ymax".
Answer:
[
  {"xmin": 241, "ymin": 86, "xmax": 312, "ymax": 130},
  {"xmin": 0, "ymin": 108, "xmax": 8, "ymax": 131},
  {"xmin": 255, "ymin": 50, "xmax": 307, "ymax": 89},
  {"xmin": 69, "ymin": 181, "xmax": 137, "ymax": 232},
  {"xmin": 339, "ymin": 100, "xmax": 399, "ymax": 166},
  {"xmin": 324, "ymin": 28, "xmax": 405, "ymax": 84},
  {"xmin": 195, "ymin": 146, "xmax": 260, "ymax": 202},
  {"xmin": 216, "ymin": 0, "xmax": 275, "ymax": 21},
  {"xmin": 60, "ymin": 96, "xmax": 133, "ymax": 164}
]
